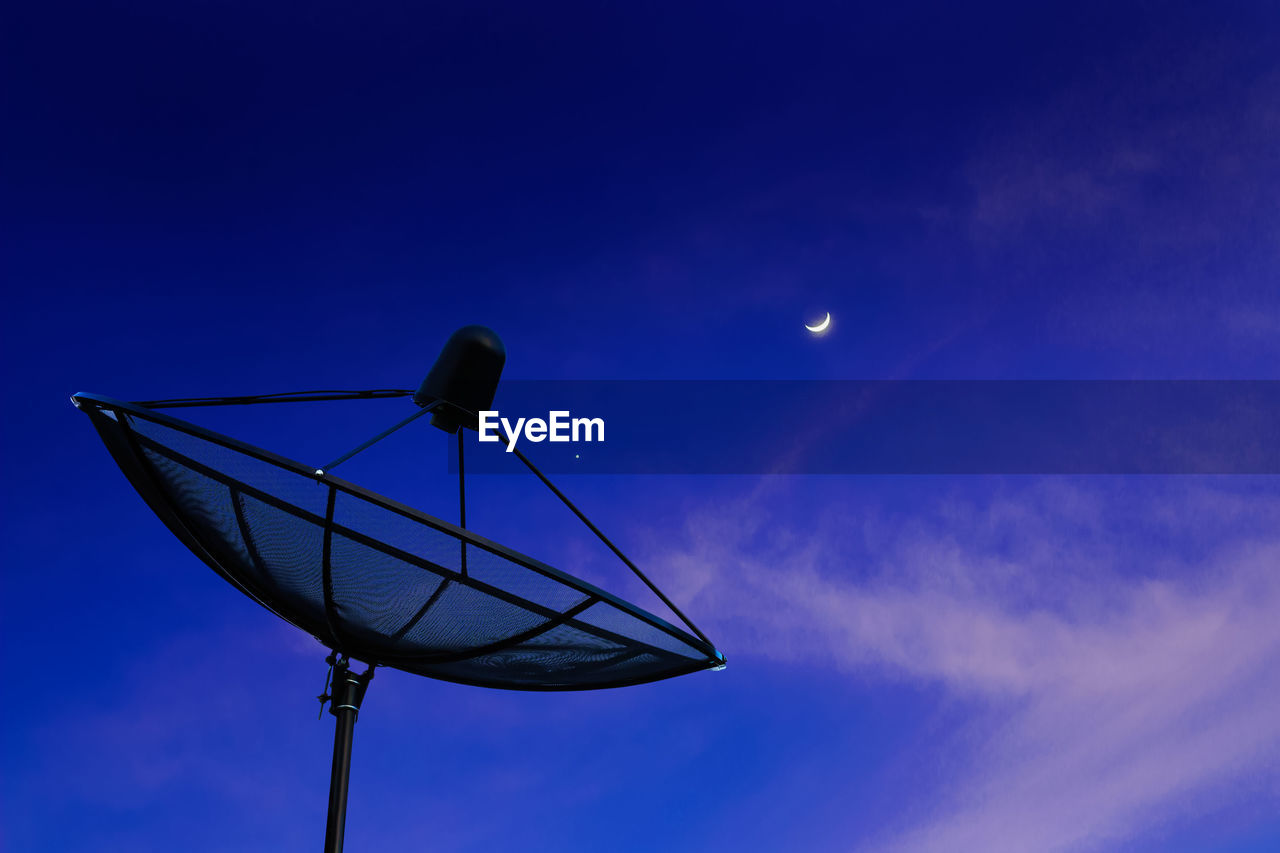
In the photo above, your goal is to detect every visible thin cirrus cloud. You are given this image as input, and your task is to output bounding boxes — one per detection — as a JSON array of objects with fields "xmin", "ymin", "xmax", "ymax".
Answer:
[
  {"xmin": 963, "ymin": 39, "xmax": 1280, "ymax": 248},
  {"xmin": 956, "ymin": 34, "xmax": 1280, "ymax": 371},
  {"xmin": 654, "ymin": 478, "xmax": 1280, "ymax": 852}
]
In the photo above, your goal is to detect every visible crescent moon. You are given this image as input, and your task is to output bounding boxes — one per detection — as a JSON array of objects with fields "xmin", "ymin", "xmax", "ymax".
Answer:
[{"xmin": 805, "ymin": 312, "xmax": 831, "ymax": 333}]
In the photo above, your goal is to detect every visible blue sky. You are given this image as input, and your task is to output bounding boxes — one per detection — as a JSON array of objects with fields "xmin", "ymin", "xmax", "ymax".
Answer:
[{"xmin": 5, "ymin": 2, "xmax": 1280, "ymax": 851}]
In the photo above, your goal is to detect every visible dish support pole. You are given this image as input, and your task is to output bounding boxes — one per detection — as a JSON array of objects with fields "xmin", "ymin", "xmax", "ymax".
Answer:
[{"xmin": 322, "ymin": 656, "xmax": 374, "ymax": 853}]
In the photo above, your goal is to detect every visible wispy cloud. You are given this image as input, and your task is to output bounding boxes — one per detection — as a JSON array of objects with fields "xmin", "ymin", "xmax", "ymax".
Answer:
[
  {"xmin": 653, "ymin": 479, "xmax": 1280, "ymax": 851},
  {"xmin": 963, "ymin": 37, "xmax": 1280, "ymax": 249},
  {"xmin": 956, "ymin": 30, "xmax": 1280, "ymax": 369}
]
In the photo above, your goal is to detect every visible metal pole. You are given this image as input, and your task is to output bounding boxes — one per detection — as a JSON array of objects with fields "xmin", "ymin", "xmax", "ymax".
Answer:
[
  {"xmin": 322, "ymin": 658, "xmax": 373, "ymax": 853},
  {"xmin": 324, "ymin": 706, "xmax": 357, "ymax": 853},
  {"xmin": 458, "ymin": 428, "xmax": 467, "ymax": 576}
]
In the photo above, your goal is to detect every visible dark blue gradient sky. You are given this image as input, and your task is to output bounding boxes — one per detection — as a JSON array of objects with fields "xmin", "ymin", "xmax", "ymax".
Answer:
[{"xmin": 5, "ymin": 3, "xmax": 1280, "ymax": 851}]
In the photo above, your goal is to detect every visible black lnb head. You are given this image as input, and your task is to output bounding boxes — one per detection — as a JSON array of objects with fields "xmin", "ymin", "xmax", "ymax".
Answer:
[{"xmin": 413, "ymin": 325, "xmax": 506, "ymax": 433}]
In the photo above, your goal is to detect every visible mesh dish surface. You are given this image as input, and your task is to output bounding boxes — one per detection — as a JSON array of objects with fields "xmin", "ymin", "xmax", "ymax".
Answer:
[{"xmin": 75, "ymin": 393, "xmax": 723, "ymax": 690}]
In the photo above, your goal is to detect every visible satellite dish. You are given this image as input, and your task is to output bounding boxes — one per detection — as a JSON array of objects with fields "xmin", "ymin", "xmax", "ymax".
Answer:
[{"xmin": 72, "ymin": 326, "xmax": 723, "ymax": 852}]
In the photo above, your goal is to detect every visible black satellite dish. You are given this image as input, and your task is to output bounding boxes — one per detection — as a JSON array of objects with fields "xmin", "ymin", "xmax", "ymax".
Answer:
[{"xmin": 73, "ymin": 326, "xmax": 723, "ymax": 853}]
